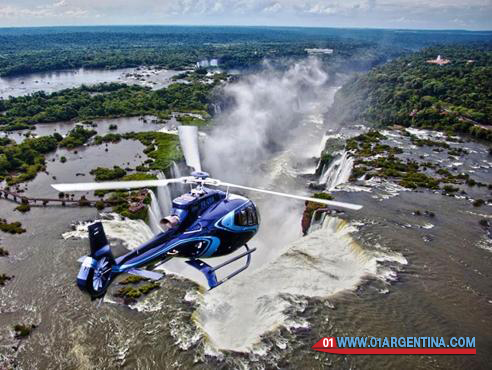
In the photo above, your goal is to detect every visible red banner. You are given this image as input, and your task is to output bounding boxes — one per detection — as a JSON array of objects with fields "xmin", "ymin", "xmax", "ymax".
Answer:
[{"xmin": 312, "ymin": 337, "xmax": 476, "ymax": 355}]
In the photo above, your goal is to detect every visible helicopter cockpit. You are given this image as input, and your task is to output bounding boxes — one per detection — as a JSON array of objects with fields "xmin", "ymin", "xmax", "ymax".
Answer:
[{"xmin": 235, "ymin": 204, "xmax": 260, "ymax": 226}]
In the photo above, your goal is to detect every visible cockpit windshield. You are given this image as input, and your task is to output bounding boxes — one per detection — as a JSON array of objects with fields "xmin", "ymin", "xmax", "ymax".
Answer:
[{"xmin": 235, "ymin": 204, "xmax": 259, "ymax": 226}]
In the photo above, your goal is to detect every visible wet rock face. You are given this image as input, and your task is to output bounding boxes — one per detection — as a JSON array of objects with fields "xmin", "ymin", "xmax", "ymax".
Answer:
[
  {"xmin": 301, "ymin": 193, "xmax": 335, "ymax": 235},
  {"xmin": 301, "ymin": 202, "xmax": 312, "ymax": 236}
]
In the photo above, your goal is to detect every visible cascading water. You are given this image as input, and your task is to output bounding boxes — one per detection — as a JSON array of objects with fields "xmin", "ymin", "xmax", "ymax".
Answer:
[
  {"xmin": 193, "ymin": 216, "xmax": 384, "ymax": 352},
  {"xmin": 148, "ymin": 190, "xmax": 163, "ymax": 234},
  {"xmin": 211, "ymin": 103, "xmax": 222, "ymax": 115},
  {"xmin": 156, "ymin": 172, "xmax": 172, "ymax": 217},
  {"xmin": 171, "ymin": 161, "xmax": 182, "ymax": 179},
  {"xmin": 319, "ymin": 150, "xmax": 354, "ymax": 190},
  {"xmin": 178, "ymin": 126, "xmax": 201, "ymax": 172},
  {"xmin": 169, "ymin": 161, "xmax": 186, "ymax": 197},
  {"xmin": 63, "ymin": 213, "xmax": 154, "ymax": 250}
]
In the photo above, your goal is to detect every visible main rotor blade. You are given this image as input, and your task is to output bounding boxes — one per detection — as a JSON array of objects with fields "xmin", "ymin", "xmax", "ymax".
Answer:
[
  {"xmin": 51, "ymin": 178, "xmax": 185, "ymax": 192},
  {"xmin": 215, "ymin": 180, "xmax": 363, "ymax": 210},
  {"xmin": 178, "ymin": 126, "xmax": 202, "ymax": 172}
]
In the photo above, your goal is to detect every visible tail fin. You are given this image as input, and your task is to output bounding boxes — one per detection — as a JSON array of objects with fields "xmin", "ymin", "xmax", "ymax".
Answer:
[
  {"xmin": 88, "ymin": 222, "xmax": 111, "ymax": 258},
  {"xmin": 77, "ymin": 222, "xmax": 115, "ymax": 299}
]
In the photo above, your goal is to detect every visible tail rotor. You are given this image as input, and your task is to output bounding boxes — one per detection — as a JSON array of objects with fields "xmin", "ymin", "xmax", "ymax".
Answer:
[{"xmin": 76, "ymin": 222, "xmax": 116, "ymax": 299}]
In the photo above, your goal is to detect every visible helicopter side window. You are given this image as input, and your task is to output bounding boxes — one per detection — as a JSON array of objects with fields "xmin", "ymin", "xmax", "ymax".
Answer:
[{"xmin": 235, "ymin": 205, "xmax": 258, "ymax": 226}]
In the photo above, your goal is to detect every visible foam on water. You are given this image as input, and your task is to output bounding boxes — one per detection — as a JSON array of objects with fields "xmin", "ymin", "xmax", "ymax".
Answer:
[
  {"xmin": 192, "ymin": 216, "xmax": 404, "ymax": 353},
  {"xmin": 337, "ymin": 176, "xmax": 410, "ymax": 200},
  {"xmin": 476, "ymin": 237, "xmax": 492, "ymax": 253},
  {"xmin": 62, "ymin": 213, "xmax": 154, "ymax": 249}
]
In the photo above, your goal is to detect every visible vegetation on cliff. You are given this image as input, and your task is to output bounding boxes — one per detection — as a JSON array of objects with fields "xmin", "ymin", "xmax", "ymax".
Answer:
[
  {"xmin": 92, "ymin": 173, "xmax": 156, "ymax": 220},
  {"xmin": 114, "ymin": 273, "xmax": 160, "ymax": 301},
  {"xmin": 333, "ymin": 46, "xmax": 492, "ymax": 142},
  {"xmin": 13, "ymin": 324, "xmax": 36, "ymax": 338}
]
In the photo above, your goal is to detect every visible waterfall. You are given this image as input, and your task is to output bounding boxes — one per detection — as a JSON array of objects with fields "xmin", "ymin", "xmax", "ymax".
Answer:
[
  {"xmin": 308, "ymin": 209, "xmax": 329, "ymax": 234},
  {"xmin": 169, "ymin": 161, "xmax": 185, "ymax": 198},
  {"xmin": 211, "ymin": 103, "xmax": 222, "ymax": 115},
  {"xmin": 171, "ymin": 161, "xmax": 182, "ymax": 178},
  {"xmin": 62, "ymin": 213, "xmax": 155, "ymax": 250},
  {"xmin": 319, "ymin": 151, "xmax": 354, "ymax": 190},
  {"xmin": 178, "ymin": 126, "xmax": 201, "ymax": 172},
  {"xmin": 157, "ymin": 172, "xmax": 172, "ymax": 217},
  {"xmin": 148, "ymin": 209, "xmax": 163, "ymax": 234},
  {"xmin": 149, "ymin": 190, "xmax": 162, "ymax": 220},
  {"xmin": 148, "ymin": 190, "xmax": 163, "ymax": 234}
]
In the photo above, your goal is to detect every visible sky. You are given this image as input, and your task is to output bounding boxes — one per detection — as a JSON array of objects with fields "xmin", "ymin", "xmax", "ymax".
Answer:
[{"xmin": 0, "ymin": 0, "xmax": 491, "ymax": 30}]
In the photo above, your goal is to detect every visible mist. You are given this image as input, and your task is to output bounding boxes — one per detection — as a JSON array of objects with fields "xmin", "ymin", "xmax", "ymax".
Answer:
[
  {"xmin": 195, "ymin": 58, "xmax": 377, "ymax": 352},
  {"xmin": 203, "ymin": 57, "xmax": 335, "ymax": 188}
]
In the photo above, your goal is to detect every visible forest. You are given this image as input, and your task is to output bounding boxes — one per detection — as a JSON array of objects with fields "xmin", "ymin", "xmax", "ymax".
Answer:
[
  {"xmin": 332, "ymin": 46, "xmax": 492, "ymax": 141},
  {"xmin": 1, "ymin": 26, "xmax": 490, "ymax": 77},
  {"xmin": 0, "ymin": 134, "xmax": 60, "ymax": 185},
  {"xmin": 0, "ymin": 79, "xmax": 219, "ymax": 132}
]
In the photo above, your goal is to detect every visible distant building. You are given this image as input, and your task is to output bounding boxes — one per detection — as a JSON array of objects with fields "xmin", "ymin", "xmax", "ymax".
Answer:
[
  {"xmin": 305, "ymin": 48, "xmax": 334, "ymax": 55},
  {"xmin": 196, "ymin": 59, "xmax": 219, "ymax": 69},
  {"xmin": 196, "ymin": 60, "xmax": 209, "ymax": 68},
  {"xmin": 426, "ymin": 55, "xmax": 450, "ymax": 65}
]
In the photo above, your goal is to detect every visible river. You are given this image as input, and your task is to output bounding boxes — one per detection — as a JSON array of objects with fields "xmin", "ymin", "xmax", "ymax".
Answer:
[
  {"xmin": 0, "ymin": 59, "xmax": 491, "ymax": 369},
  {"xmin": 0, "ymin": 66, "xmax": 183, "ymax": 99}
]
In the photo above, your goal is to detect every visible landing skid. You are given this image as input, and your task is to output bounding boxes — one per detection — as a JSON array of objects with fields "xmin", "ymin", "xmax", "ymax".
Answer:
[{"xmin": 186, "ymin": 244, "xmax": 256, "ymax": 289}]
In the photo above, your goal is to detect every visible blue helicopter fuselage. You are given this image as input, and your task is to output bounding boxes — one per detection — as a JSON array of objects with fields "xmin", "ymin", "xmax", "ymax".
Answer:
[
  {"xmin": 77, "ymin": 187, "xmax": 261, "ymax": 298},
  {"xmin": 114, "ymin": 188, "xmax": 259, "ymax": 273}
]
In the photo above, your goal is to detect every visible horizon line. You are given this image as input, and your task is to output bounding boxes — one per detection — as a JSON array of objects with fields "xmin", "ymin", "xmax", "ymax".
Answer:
[{"xmin": 0, "ymin": 23, "xmax": 491, "ymax": 33}]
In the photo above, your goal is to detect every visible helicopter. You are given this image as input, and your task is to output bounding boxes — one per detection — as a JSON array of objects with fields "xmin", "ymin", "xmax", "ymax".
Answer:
[{"xmin": 52, "ymin": 126, "xmax": 362, "ymax": 300}]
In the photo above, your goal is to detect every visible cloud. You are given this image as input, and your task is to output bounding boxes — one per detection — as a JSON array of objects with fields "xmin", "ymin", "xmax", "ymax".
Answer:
[
  {"xmin": 53, "ymin": 0, "xmax": 67, "ymax": 7},
  {"xmin": 0, "ymin": 0, "xmax": 490, "ymax": 29},
  {"xmin": 263, "ymin": 2, "xmax": 282, "ymax": 13},
  {"xmin": 0, "ymin": 1, "xmax": 88, "ymax": 19}
]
